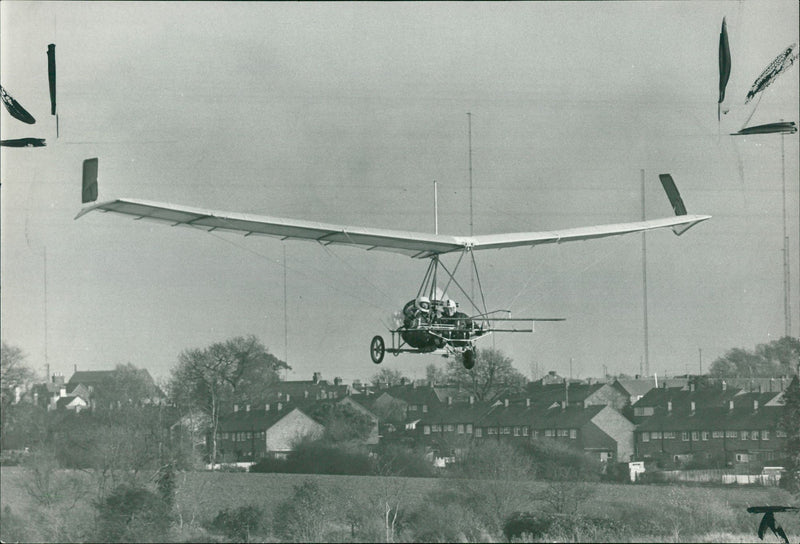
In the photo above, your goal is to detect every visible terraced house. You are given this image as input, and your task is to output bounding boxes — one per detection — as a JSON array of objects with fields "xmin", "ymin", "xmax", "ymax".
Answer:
[
  {"xmin": 634, "ymin": 389, "xmax": 787, "ymax": 467},
  {"xmin": 417, "ymin": 397, "xmax": 635, "ymax": 464}
]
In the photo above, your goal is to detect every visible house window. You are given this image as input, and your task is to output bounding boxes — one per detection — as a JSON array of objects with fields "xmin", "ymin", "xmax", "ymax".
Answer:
[
  {"xmin": 466, "ymin": 424, "xmax": 473, "ymax": 434},
  {"xmin": 569, "ymin": 429, "xmax": 577, "ymax": 439},
  {"xmin": 532, "ymin": 430, "xmax": 539, "ymax": 438},
  {"xmin": 475, "ymin": 428, "xmax": 482, "ymax": 438},
  {"xmin": 513, "ymin": 427, "xmax": 520, "ymax": 437},
  {"xmin": 691, "ymin": 431, "xmax": 700, "ymax": 441},
  {"xmin": 423, "ymin": 405, "xmax": 428, "ymax": 413},
  {"xmin": 682, "ymin": 432, "xmax": 690, "ymax": 441},
  {"xmin": 736, "ymin": 453, "xmax": 749, "ymax": 462},
  {"xmin": 761, "ymin": 430, "xmax": 769, "ymax": 441},
  {"xmin": 522, "ymin": 427, "xmax": 529, "ymax": 437},
  {"xmin": 431, "ymin": 424, "xmax": 441, "ymax": 433},
  {"xmin": 712, "ymin": 431, "xmax": 724, "ymax": 439},
  {"xmin": 751, "ymin": 431, "xmax": 759, "ymax": 441},
  {"xmin": 557, "ymin": 429, "xmax": 568, "ymax": 437},
  {"xmin": 457, "ymin": 424, "xmax": 464, "ymax": 434},
  {"xmin": 503, "ymin": 427, "xmax": 511, "ymax": 435},
  {"xmin": 545, "ymin": 429, "xmax": 554, "ymax": 437},
  {"xmin": 487, "ymin": 427, "xmax": 497, "ymax": 435},
  {"xmin": 664, "ymin": 432, "xmax": 676, "ymax": 439},
  {"xmin": 222, "ymin": 432, "xmax": 229, "ymax": 440},
  {"xmin": 642, "ymin": 432, "xmax": 650, "ymax": 442},
  {"xmin": 777, "ymin": 430, "xmax": 787, "ymax": 438},
  {"xmin": 424, "ymin": 425, "xmax": 430, "ymax": 435},
  {"xmin": 702, "ymin": 431, "xmax": 709, "ymax": 441},
  {"xmin": 409, "ymin": 405, "xmax": 417, "ymax": 411},
  {"xmin": 742, "ymin": 431, "xmax": 748, "ymax": 440},
  {"xmin": 446, "ymin": 424, "xmax": 454, "ymax": 432},
  {"xmin": 726, "ymin": 430, "xmax": 738, "ymax": 439},
  {"xmin": 651, "ymin": 432, "xmax": 662, "ymax": 440},
  {"xmin": 246, "ymin": 432, "xmax": 252, "ymax": 440}
]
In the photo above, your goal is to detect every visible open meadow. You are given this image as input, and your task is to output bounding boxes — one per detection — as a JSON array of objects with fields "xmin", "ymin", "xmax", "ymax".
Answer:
[{"xmin": 2, "ymin": 466, "xmax": 798, "ymax": 542}]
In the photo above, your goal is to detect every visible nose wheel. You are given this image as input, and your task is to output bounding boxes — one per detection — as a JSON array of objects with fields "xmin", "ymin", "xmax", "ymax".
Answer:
[
  {"xmin": 462, "ymin": 347, "xmax": 476, "ymax": 370},
  {"xmin": 370, "ymin": 335, "xmax": 385, "ymax": 364}
]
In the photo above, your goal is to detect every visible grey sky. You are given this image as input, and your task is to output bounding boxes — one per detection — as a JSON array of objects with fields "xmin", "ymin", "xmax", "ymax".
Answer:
[{"xmin": 1, "ymin": 1, "xmax": 798, "ymax": 384}]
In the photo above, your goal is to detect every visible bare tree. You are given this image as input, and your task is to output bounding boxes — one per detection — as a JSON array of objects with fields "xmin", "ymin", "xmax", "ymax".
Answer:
[
  {"xmin": 1, "ymin": 342, "xmax": 35, "ymax": 406},
  {"xmin": 445, "ymin": 348, "xmax": 527, "ymax": 401},
  {"xmin": 169, "ymin": 335, "xmax": 288, "ymax": 464}
]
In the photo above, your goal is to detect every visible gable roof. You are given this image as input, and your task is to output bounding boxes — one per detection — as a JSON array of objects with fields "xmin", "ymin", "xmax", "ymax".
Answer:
[
  {"xmin": 613, "ymin": 379, "xmax": 656, "ymax": 398},
  {"xmin": 636, "ymin": 404, "xmax": 783, "ymax": 432},
  {"xmin": 217, "ymin": 404, "xmax": 317, "ymax": 433},
  {"xmin": 68, "ymin": 370, "xmax": 117, "ymax": 386}
]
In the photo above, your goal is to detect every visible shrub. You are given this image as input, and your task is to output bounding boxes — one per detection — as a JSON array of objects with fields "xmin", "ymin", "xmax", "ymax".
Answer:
[
  {"xmin": 374, "ymin": 443, "xmax": 435, "ymax": 477},
  {"xmin": 406, "ymin": 501, "xmax": 492, "ymax": 542},
  {"xmin": 251, "ymin": 440, "xmax": 373, "ymax": 475},
  {"xmin": 207, "ymin": 505, "xmax": 266, "ymax": 542},
  {"xmin": 519, "ymin": 439, "xmax": 601, "ymax": 481},
  {"xmin": 95, "ymin": 483, "xmax": 171, "ymax": 542},
  {"xmin": 273, "ymin": 479, "xmax": 330, "ymax": 542}
]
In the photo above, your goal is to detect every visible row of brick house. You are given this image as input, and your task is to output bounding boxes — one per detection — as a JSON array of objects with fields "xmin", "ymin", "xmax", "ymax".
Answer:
[
  {"xmin": 8, "ymin": 366, "xmax": 795, "ymax": 472},
  {"xmin": 213, "ymin": 373, "xmax": 795, "ymax": 470}
]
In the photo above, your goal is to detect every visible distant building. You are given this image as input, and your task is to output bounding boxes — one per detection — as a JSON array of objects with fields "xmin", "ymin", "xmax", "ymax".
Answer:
[
  {"xmin": 217, "ymin": 402, "xmax": 324, "ymax": 461},
  {"xmin": 634, "ymin": 389, "xmax": 787, "ymax": 467}
]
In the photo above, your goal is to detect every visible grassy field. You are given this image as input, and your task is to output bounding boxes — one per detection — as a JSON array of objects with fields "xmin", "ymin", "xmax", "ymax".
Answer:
[{"xmin": 2, "ymin": 466, "xmax": 799, "ymax": 542}]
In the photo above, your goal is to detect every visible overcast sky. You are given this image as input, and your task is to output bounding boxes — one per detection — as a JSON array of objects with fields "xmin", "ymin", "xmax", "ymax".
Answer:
[{"xmin": 2, "ymin": 1, "xmax": 798, "ymax": 385}]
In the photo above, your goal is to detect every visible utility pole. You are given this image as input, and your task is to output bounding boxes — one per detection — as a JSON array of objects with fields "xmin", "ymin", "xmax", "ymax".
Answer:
[
  {"xmin": 699, "ymin": 348, "xmax": 703, "ymax": 375},
  {"xmin": 283, "ymin": 243, "xmax": 288, "ymax": 369},
  {"xmin": 641, "ymin": 169, "xmax": 650, "ymax": 376},
  {"xmin": 780, "ymin": 125, "xmax": 791, "ymax": 337},
  {"xmin": 468, "ymin": 113, "xmax": 474, "ymax": 303}
]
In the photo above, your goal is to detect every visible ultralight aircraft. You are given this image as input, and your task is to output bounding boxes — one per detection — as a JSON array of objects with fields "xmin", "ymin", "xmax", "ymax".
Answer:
[{"xmin": 77, "ymin": 159, "xmax": 709, "ymax": 369}]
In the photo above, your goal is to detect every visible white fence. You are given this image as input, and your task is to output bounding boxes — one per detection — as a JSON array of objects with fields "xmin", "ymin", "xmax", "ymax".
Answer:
[{"xmin": 653, "ymin": 469, "xmax": 782, "ymax": 486}]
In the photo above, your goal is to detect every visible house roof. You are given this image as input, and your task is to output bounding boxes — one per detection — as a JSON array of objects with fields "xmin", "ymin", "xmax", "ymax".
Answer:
[
  {"xmin": 217, "ymin": 403, "xmax": 316, "ymax": 433},
  {"xmin": 68, "ymin": 370, "xmax": 117, "ymax": 386},
  {"xmin": 421, "ymin": 400, "xmax": 494, "ymax": 424},
  {"xmin": 527, "ymin": 404, "xmax": 606, "ymax": 430},
  {"xmin": 519, "ymin": 382, "xmax": 608, "ymax": 407},
  {"xmin": 636, "ymin": 404, "xmax": 783, "ymax": 432},
  {"xmin": 613, "ymin": 379, "xmax": 656, "ymax": 398},
  {"xmin": 379, "ymin": 384, "xmax": 440, "ymax": 406},
  {"xmin": 633, "ymin": 384, "xmax": 741, "ymax": 410}
]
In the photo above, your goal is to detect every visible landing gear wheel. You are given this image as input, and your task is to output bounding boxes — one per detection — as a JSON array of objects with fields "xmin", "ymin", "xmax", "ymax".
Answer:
[
  {"xmin": 370, "ymin": 335, "xmax": 385, "ymax": 364},
  {"xmin": 462, "ymin": 348, "xmax": 476, "ymax": 370}
]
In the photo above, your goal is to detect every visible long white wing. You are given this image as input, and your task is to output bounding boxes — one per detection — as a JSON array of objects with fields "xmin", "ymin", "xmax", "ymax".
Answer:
[{"xmin": 76, "ymin": 197, "xmax": 709, "ymax": 259}]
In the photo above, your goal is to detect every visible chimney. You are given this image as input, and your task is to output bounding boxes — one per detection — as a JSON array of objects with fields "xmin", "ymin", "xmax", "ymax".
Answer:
[
  {"xmin": 753, "ymin": 399, "xmax": 758, "ymax": 411},
  {"xmin": 667, "ymin": 401, "xmax": 672, "ymax": 412},
  {"xmin": 526, "ymin": 398, "xmax": 531, "ymax": 408},
  {"xmin": 246, "ymin": 404, "xmax": 250, "ymax": 412},
  {"xmin": 400, "ymin": 377, "xmax": 407, "ymax": 386},
  {"xmin": 234, "ymin": 404, "xmax": 239, "ymax": 412},
  {"xmin": 447, "ymin": 396, "xmax": 452, "ymax": 406},
  {"xmin": 758, "ymin": 384, "xmax": 763, "ymax": 393},
  {"xmin": 728, "ymin": 400, "xmax": 734, "ymax": 411},
  {"xmin": 560, "ymin": 400, "xmax": 566, "ymax": 410},
  {"xmin": 469, "ymin": 395, "xmax": 475, "ymax": 405},
  {"xmin": 769, "ymin": 378, "xmax": 775, "ymax": 392},
  {"xmin": 313, "ymin": 372, "xmax": 321, "ymax": 384},
  {"xmin": 74, "ymin": 363, "xmax": 77, "ymax": 373},
  {"xmin": 504, "ymin": 399, "xmax": 509, "ymax": 408}
]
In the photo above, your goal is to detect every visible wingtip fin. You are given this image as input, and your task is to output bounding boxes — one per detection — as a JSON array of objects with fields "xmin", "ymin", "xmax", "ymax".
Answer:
[{"xmin": 82, "ymin": 158, "xmax": 99, "ymax": 204}]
